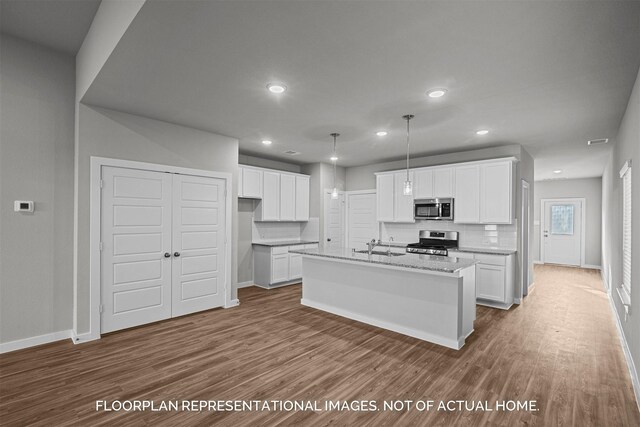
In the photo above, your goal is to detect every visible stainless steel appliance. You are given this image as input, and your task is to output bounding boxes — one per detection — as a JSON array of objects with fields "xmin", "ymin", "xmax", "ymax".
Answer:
[
  {"xmin": 406, "ymin": 230, "xmax": 458, "ymax": 256},
  {"xmin": 414, "ymin": 198, "xmax": 454, "ymax": 220}
]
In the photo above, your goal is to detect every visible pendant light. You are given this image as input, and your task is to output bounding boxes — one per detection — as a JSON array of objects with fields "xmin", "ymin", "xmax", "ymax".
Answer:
[
  {"xmin": 330, "ymin": 133, "xmax": 340, "ymax": 199},
  {"xmin": 402, "ymin": 114, "xmax": 414, "ymax": 196}
]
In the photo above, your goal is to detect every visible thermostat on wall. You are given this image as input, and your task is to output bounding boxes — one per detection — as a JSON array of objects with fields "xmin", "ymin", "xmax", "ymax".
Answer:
[{"xmin": 14, "ymin": 201, "xmax": 34, "ymax": 213}]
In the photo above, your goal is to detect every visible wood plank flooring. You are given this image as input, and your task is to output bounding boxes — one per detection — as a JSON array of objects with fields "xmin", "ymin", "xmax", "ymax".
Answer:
[{"xmin": 1, "ymin": 265, "xmax": 638, "ymax": 426}]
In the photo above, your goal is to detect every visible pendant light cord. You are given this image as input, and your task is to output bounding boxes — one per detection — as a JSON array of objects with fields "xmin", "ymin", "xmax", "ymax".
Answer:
[{"xmin": 403, "ymin": 115, "xmax": 414, "ymax": 181}]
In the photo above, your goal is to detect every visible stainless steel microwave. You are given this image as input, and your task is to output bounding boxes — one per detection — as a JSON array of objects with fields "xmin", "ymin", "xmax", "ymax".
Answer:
[{"xmin": 414, "ymin": 198, "xmax": 454, "ymax": 220}]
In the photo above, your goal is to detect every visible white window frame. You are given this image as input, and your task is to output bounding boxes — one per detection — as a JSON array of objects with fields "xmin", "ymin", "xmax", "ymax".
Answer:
[{"xmin": 619, "ymin": 160, "xmax": 632, "ymax": 305}]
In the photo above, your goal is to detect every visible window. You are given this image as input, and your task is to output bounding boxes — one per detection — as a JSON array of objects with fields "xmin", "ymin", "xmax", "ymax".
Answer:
[
  {"xmin": 551, "ymin": 204, "xmax": 574, "ymax": 235},
  {"xmin": 620, "ymin": 161, "xmax": 632, "ymax": 298}
]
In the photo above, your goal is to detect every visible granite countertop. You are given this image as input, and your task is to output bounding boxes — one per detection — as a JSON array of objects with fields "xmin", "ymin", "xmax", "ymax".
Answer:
[
  {"xmin": 453, "ymin": 247, "xmax": 517, "ymax": 256},
  {"xmin": 289, "ymin": 247, "xmax": 476, "ymax": 274},
  {"xmin": 252, "ymin": 240, "xmax": 319, "ymax": 247}
]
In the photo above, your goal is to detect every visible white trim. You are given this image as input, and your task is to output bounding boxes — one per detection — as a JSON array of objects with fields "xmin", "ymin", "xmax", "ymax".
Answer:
[
  {"xmin": 71, "ymin": 330, "xmax": 95, "ymax": 344},
  {"xmin": 234, "ymin": 281, "xmax": 254, "ymax": 289},
  {"xmin": 607, "ymin": 289, "xmax": 640, "ymax": 411},
  {"xmin": 540, "ymin": 197, "xmax": 586, "ymax": 268},
  {"xmin": 520, "ymin": 179, "xmax": 530, "ymax": 302},
  {"xmin": 301, "ymin": 298, "xmax": 464, "ymax": 350},
  {"xmin": 619, "ymin": 159, "xmax": 632, "ymax": 178},
  {"xmin": 344, "ymin": 189, "xmax": 377, "ymax": 249},
  {"xmin": 89, "ymin": 156, "xmax": 233, "ymax": 341},
  {"xmin": 582, "ymin": 264, "xmax": 602, "ymax": 270},
  {"xmin": 225, "ymin": 299, "xmax": 240, "ymax": 308},
  {"xmin": 0, "ymin": 330, "xmax": 72, "ymax": 354},
  {"xmin": 533, "ymin": 260, "xmax": 544, "ymax": 265},
  {"xmin": 374, "ymin": 156, "xmax": 519, "ymax": 176}
]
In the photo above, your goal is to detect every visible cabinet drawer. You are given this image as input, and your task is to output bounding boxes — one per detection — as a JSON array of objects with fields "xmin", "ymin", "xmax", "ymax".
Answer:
[
  {"xmin": 288, "ymin": 244, "xmax": 305, "ymax": 252},
  {"xmin": 272, "ymin": 246, "xmax": 289, "ymax": 255},
  {"xmin": 475, "ymin": 254, "xmax": 506, "ymax": 266}
]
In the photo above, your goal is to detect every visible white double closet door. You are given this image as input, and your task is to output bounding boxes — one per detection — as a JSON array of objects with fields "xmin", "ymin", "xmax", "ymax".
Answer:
[{"xmin": 101, "ymin": 166, "xmax": 226, "ymax": 333}]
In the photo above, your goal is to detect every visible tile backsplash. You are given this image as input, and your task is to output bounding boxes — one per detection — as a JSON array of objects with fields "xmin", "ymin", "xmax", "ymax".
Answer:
[
  {"xmin": 380, "ymin": 220, "xmax": 518, "ymax": 250},
  {"xmin": 252, "ymin": 217, "xmax": 320, "ymax": 242}
]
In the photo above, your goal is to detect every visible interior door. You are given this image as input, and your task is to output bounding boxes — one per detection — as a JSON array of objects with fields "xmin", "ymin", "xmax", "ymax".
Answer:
[
  {"xmin": 543, "ymin": 200, "xmax": 582, "ymax": 266},
  {"xmin": 171, "ymin": 174, "xmax": 226, "ymax": 317},
  {"xmin": 347, "ymin": 192, "xmax": 377, "ymax": 250},
  {"xmin": 325, "ymin": 192, "xmax": 345, "ymax": 249},
  {"xmin": 101, "ymin": 167, "xmax": 173, "ymax": 333}
]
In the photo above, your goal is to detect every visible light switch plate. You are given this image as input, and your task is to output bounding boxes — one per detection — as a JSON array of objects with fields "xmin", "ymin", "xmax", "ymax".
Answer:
[{"xmin": 14, "ymin": 200, "xmax": 34, "ymax": 213}]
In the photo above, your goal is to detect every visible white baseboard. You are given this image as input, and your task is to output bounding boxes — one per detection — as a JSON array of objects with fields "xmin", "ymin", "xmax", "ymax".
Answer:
[
  {"xmin": 607, "ymin": 290, "xmax": 640, "ymax": 411},
  {"xmin": 582, "ymin": 264, "xmax": 601, "ymax": 270},
  {"xmin": 528, "ymin": 282, "xmax": 536, "ymax": 294},
  {"xmin": 225, "ymin": 299, "xmax": 240, "ymax": 308},
  {"xmin": 0, "ymin": 330, "xmax": 72, "ymax": 354},
  {"xmin": 234, "ymin": 281, "xmax": 254, "ymax": 289},
  {"xmin": 533, "ymin": 260, "xmax": 543, "ymax": 265},
  {"xmin": 71, "ymin": 330, "xmax": 99, "ymax": 344}
]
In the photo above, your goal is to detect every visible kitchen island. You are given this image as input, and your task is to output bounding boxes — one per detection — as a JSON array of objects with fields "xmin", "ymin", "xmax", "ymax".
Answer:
[{"xmin": 289, "ymin": 247, "xmax": 477, "ymax": 350}]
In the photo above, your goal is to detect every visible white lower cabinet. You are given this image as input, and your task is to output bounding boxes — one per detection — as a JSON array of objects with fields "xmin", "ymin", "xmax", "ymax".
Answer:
[
  {"xmin": 449, "ymin": 251, "xmax": 515, "ymax": 309},
  {"xmin": 253, "ymin": 243, "xmax": 318, "ymax": 288}
]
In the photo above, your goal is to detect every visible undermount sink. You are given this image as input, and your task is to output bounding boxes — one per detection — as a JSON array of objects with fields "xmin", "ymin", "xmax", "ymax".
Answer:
[{"xmin": 354, "ymin": 250, "xmax": 406, "ymax": 257}]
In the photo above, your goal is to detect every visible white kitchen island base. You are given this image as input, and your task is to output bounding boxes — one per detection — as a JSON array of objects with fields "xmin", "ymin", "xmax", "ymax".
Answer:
[{"xmin": 300, "ymin": 255, "xmax": 476, "ymax": 350}]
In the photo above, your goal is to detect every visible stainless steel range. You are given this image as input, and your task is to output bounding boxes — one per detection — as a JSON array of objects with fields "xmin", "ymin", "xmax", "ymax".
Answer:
[{"xmin": 406, "ymin": 230, "xmax": 458, "ymax": 256}]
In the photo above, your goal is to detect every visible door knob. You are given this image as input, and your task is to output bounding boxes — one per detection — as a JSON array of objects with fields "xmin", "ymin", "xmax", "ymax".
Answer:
[
  {"xmin": 174, "ymin": 252, "xmax": 181, "ymax": 257},
  {"xmin": 164, "ymin": 252, "xmax": 171, "ymax": 258}
]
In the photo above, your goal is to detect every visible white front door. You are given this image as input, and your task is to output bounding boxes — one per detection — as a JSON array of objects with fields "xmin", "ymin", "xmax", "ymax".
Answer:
[
  {"xmin": 325, "ymin": 192, "xmax": 345, "ymax": 249},
  {"xmin": 101, "ymin": 167, "xmax": 173, "ymax": 333},
  {"xmin": 172, "ymin": 174, "xmax": 226, "ymax": 317},
  {"xmin": 347, "ymin": 192, "xmax": 377, "ymax": 250},
  {"xmin": 543, "ymin": 200, "xmax": 582, "ymax": 266}
]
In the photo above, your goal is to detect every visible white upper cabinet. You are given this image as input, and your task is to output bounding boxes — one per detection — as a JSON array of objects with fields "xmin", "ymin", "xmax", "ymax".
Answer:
[
  {"xmin": 480, "ymin": 161, "xmax": 513, "ymax": 224},
  {"xmin": 376, "ymin": 173, "xmax": 395, "ymax": 222},
  {"xmin": 375, "ymin": 171, "xmax": 414, "ymax": 223},
  {"xmin": 250, "ymin": 167, "xmax": 310, "ymax": 222},
  {"xmin": 238, "ymin": 166, "xmax": 263, "ymax": 198},
  {"xmin": 414, "ymin": 169, "xmax": 434, "ymax": 199},
  {"xmin": 295, "ymin": 175, "xmax": 310, "ymax": 221},
  {"xmin": 259, "ymin": 171, "xmax": 281, "ymax": 221},
  {"xmin": 454, "ymin": 160, "xmax": 514, "ymax": 224},
  {"xmin": 279, "ymin": 173, "xmax": 296, "ymax": 221},
  {"xmin": 394, "ymin": 171, "xmax": 415, "ymax": 223},
  {"xmin": 414, "ymin": 167, "xmax": 454, "ymax": 199},
  {"xmin": 454, "ymin": 164, "xmax": 481, "ymax": 223},
  {"xmin": 433, "ymin": 167, "xmax": 454, "ymax": 198}
]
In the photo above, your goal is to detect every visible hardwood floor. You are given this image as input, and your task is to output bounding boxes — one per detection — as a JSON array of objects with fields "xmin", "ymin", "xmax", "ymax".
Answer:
[{"xmin": 1, "ymin": 264, "xmax": 638, "ymax": 426}]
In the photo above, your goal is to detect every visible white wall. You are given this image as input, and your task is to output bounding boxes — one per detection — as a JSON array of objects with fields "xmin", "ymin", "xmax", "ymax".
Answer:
[
  {"xmin": 602, "ymin": 65, "xmax": 640, "ymax": 399},
  {"xmin": 74, "ymin": 105, "xmax": 239, "ymax": 334},
  {"xmin": 0, "ymin": 36, "xmax": 75, "ymax": 343},
  {"xmin": 533, "ymin": 177, "xmax": 602, "ymax": 266}
]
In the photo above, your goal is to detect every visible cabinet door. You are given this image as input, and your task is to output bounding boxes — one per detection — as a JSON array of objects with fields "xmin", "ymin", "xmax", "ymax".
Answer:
[
  {"xmin": 480, "ymin": 161, "xmax": 512, "ymax": 224},
  {"xmin": 414, "ymin": 169, "xmax": 434, "ymax": 199},
  {"xmin": 242, "ymin": 167, "xmax": 263, "ymax": 198},
  {"xmin": 376, "ymin": 174, "xmax": 395, "ymax": 222},
  {"xmin": 394, "ymin": 171, "xmax": 415, "ymax": 223},
  {"xmin": 476, "ymin": 263, "xmax": 506, "ymax": 302},
  {"xmin": 295, "ymin": 175, "xmax": 310, "ymax": 221},
  {"xmin": 238, "ymin": 166, "xmax": 243, "ymax": 197},
  {"xmin": 271, "ymin": 253, "xmax": 290, "ymax": 283},
  {"xmin": 279, "ymin": 174, "xmax": 296, "ymax": 221},
  {"xmin": 261, "ymin": 171, "xmax": 280, "ymax": 221},
  {"xmin": 288, "ymin": 253, "xmax": 303, "ymax": 280},
  {"xmin": 433, "ymin": 167, "xmax": 454, "ymax": 198},
  {"xmin": 454, "ymin": 165, "xmax": 480, "ymax": 223}
]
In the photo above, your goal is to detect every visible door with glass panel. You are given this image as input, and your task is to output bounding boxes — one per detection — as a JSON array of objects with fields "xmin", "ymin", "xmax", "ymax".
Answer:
[{"xmin": 542, "ymin": 200, "xmax": 582, "ymax": 266}]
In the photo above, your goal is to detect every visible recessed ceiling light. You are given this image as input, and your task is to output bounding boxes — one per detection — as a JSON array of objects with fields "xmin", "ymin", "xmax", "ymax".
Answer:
[
  {"xmin": 476, "ymin": 129, "xmax": 489, "ymax": 135},
  {"xmin": 553, "ymin": 169, "xmax": 562, "ymax": 174},
  {"xmin": 330, "ymin": 155, "xmax": 339, "ymax": 161},
  {"xmin": 376, "ymin": 131, "xmax": 388, "ymax": 137},
  {"xmin": 427, "ymin": 88, "xmax": 447, "ymax": 98},
  {"xmin": 266, "ymin": 83, "xmax": 286, "ymax": 94},
  {"xmin": 261, "ymin": 140, "xmax": 272, "ymax": 145}
]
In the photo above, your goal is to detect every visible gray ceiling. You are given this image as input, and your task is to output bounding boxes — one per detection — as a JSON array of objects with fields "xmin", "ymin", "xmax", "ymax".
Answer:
[
  {"xmin": 55, "ymin": 1, "xmax": 640, "ymax": 180},
  {"xmin": 0, "ymin": 0, "xmax": 101, "ymax": 55}
]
